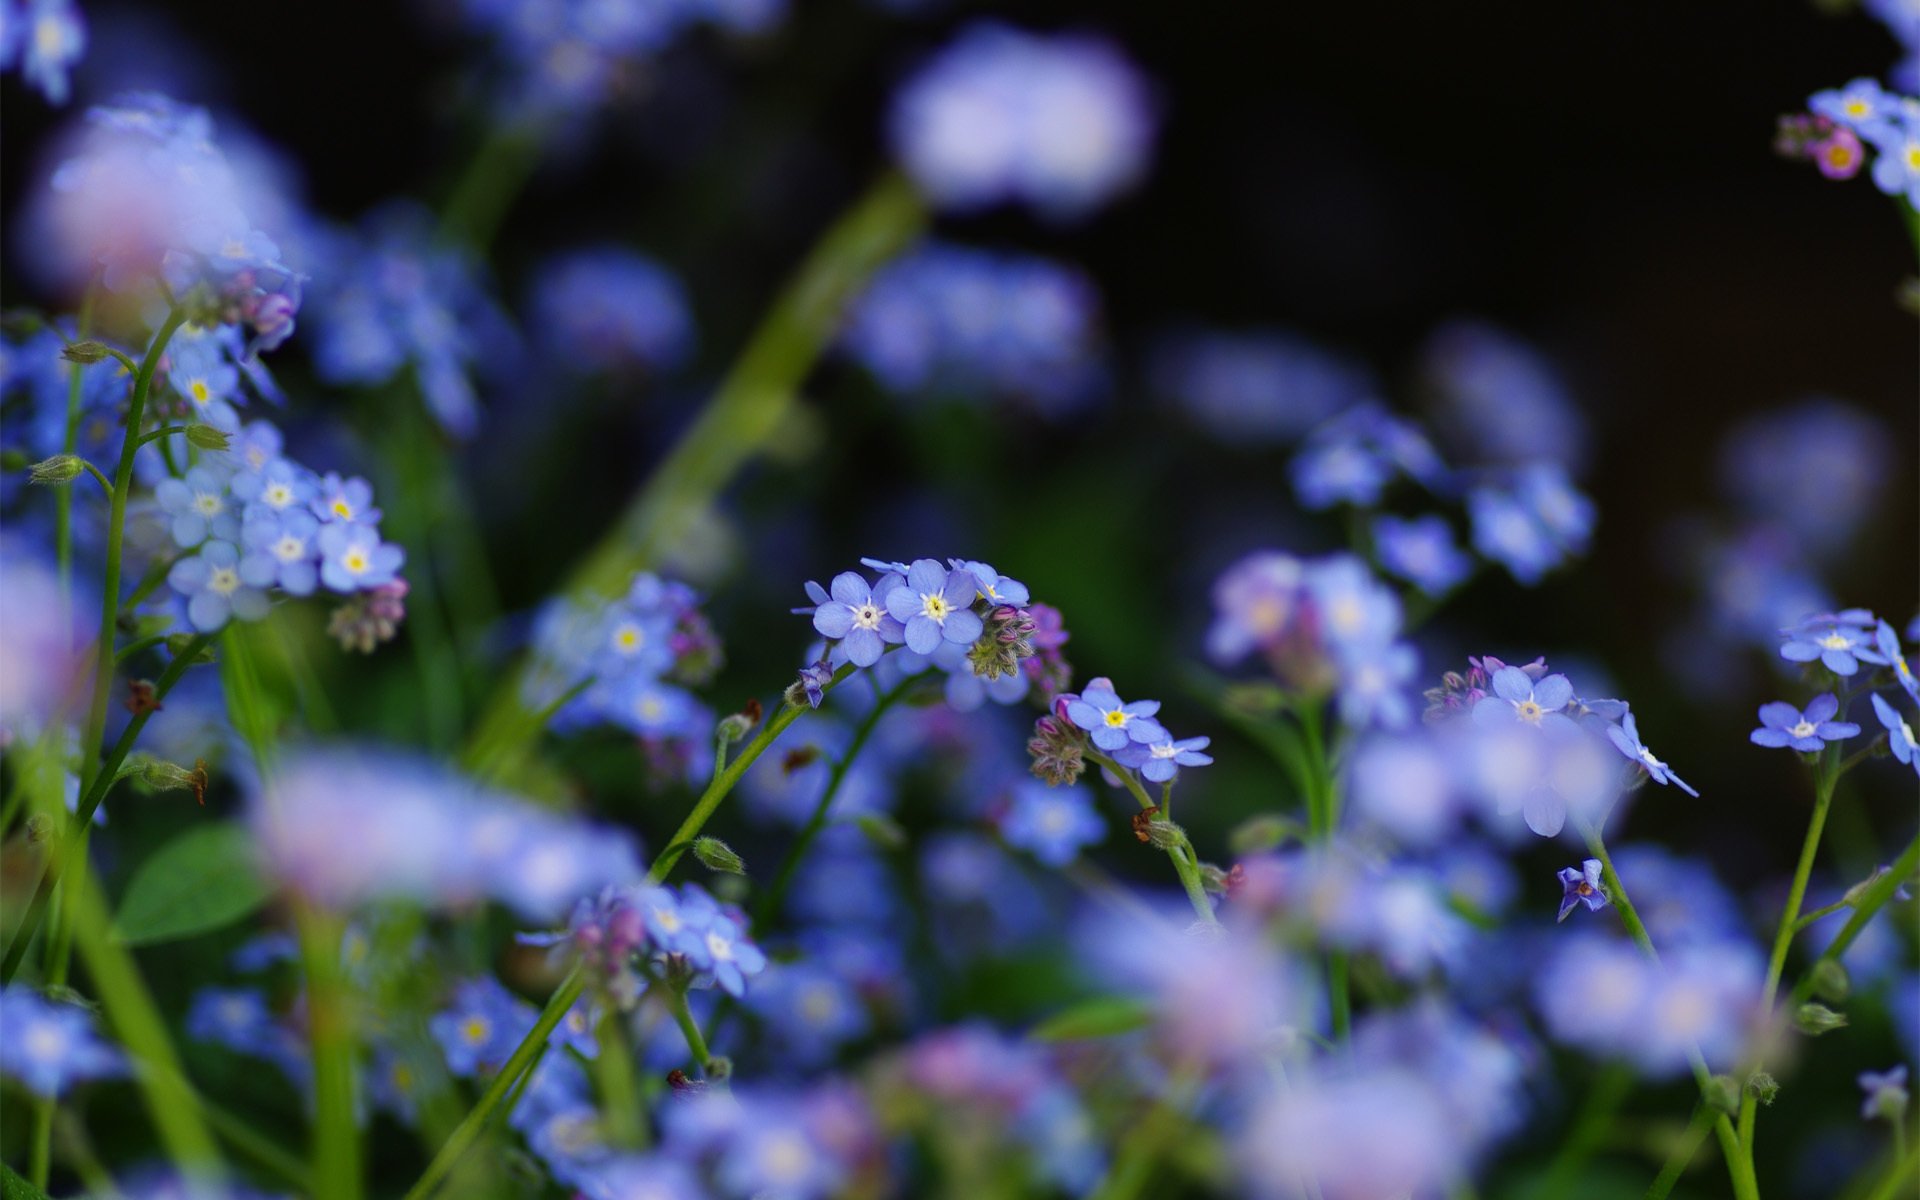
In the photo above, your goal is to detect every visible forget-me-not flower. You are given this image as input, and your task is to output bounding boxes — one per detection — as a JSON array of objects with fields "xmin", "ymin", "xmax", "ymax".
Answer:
[
  {"xmin": 1557, "ymin": 859, "xmax": 1609, "ymax": 922},
  {"xmin": 811, "ymin": 572, "xmax": 907, "ymax": 667},
  {"xmin": 1873, "ymin": 693, "xmax": 1919, "ymax": 777},
  {"xmin": 884, "ymin": 558, "xmax": 984, "ymax": 654},
  {"xmin": 1750, "ymin": 693, "xmax": 1859, "ymax": 752},
  {"xmin": 1604, "ymin": 710, "xmax": 1698, "ymax": 796},
  {"xmin": 1066, "ymin": 678, "xmax": 1168, "ymax": 751}
]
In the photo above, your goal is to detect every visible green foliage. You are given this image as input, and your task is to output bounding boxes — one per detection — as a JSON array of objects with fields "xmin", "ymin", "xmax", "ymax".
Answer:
[
  {"xmin": 1029, "ymin": 995, "xmax": 1154, "ymax": 1042},
  {"xmin": 112, "ymin": 821, "xmax": 272, "ymax": 947}
]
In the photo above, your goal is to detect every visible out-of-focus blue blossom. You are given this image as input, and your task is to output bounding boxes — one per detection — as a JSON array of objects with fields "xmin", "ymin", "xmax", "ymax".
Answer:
[
  {"xmin": 1866, "ymin": 113, "xmax": 1920, "ymax": 205},
  {"xmin": 529, "ymin": 246, "xmax": 695, "ymax": 376},
  {"xmin": 1779, "ymin": 610, "xmax": 1888, "ymax": 675},
  {"xmin": 1066, "ymin": 676, "xmax": 1166, "ymax": 751},
  {"xmin": 1473, "ymin": 667, "xmax": 1576, "ymax": 733},
  {"xmin": 890, "ymin": 22, "xmax": 1155, "ymax": 220},
  {"xmin": 740, "ymin": 716, "xmax": 893, "ymax": 827},
  {"xmin": 41, "ymin": 95, "xmax": 302, "ymax": 351},
  {"xmin": 431, "ymin": 976, "xmax": 538, "ymax": 1078},
  {"xmin": 1373, "ymin": 514, "xmax": 1472, "ymax": 597},
  {"xmin": 1150, "ymin": 326, "xmax": 1371, "ymax": 445},
  {"xmin": 238, "ymin": 509, "xmax": 321, "ymax": 596},
  {"xmin": 1467, "ymin": 464, "xmax": 1594, "ymax": 585},
  {"xmin": 1876, "ymin": 619, "xmax": 1920, "ymax": 702},
  {"xmin": 3, "ymin": 0, "xmax": 86, "ymax": 104},
  {"xmin": 231, "ymin": 458, "xmax": 313, "ymax": 520},
  {"xmin": 248, "ymin": 747, "xmax": 640, "ymax": 918},
  {"xmin": 999, "ymin": 779, "xmax": 1103, "ymax": 866},
  {"xmin": 1860, "ymin": 1066, "xmax": 1910, "ymax": 1122},
  {"xmin": 1535, "ymin": 933, "xmax": 1762, "ymax": 1076},
  {"xmin": 1718, "ymin": 400, "xmax": 1894, "ymax": 553},
  {"xmin": 154, "ymin": 466, "xmax": 239, "ymax": 548},
  {"xmin": 1607, "ymin": 846, "xmax": 1747, "ymax": 949},
  {"xmin": 1873, "ymin": 693, "xmax": 1919, "ymax": 776},
  {"xmin": 677, "ymin": 886, "xmax": 767, "ymax": 998},
  {"xmin": 921, "ymin": 832, "xmax": 1054, "ymax": 956},
  {"xmin": 1290, "ymin": 402, "xmax": 1445, "ymax": 511},
  {"xmin": 1812, "ymin": 78, "xmax": 1901, "ymax": 134},
  {"xmin": 1556, "ymin": 859, "xmax": 1608, "ymax": 922},
  {"xmin": 743, "ymin": 960, "xmax": 870, "ymax": 1070},
  {"xmin": 305, "ymin": 204, "xmax": 513, "ymax": 438},
  {"xmin": 577, "ymin": 1154, "xmax": 710, "ymax": 1200},
  {"xmin": 168, "ymin": 540, "xmax": 270, "ymax": 632},
  {"xmin": 1420, "ymin": 319, "xmax": 1586, "ymax": 472},
  {"xmin": 1237, "ymin": 1064, "xmax": 1466, "ymax": 1200},
  {"xmin": 0, "ymin": 986, "xmax": 125, "ymax": 1097},
  {"xmin": 1750, "ymin": 693, "xmax": 1859, "ymax": 752},
  {"xmin": 842, "ymin": 242, "xmax": 1105, "ymax": 415},
  {"xmin": 316, "ymin": 521, "xmax": 405, "ymax": 592},
  {"xmin": 1866, "ymin": 0, "xmax": 1920, "ymax": 89},
  {"xmin": 0, "ymin": 543, "xmax": 85, "ymax": 735},
  {"xmin": 1604, "ymin": 710, "xmax": 1698, "ymax": 796},
  {"xmin": 1347, "ymin": 734, "xmax": 1458, "ymax": 848}
]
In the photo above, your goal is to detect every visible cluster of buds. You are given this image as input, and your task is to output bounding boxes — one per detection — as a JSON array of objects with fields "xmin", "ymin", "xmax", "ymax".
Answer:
[
  {"xmin": 787, "ymin": 660, "xmax": 835, "ymax": 710},
  {"xmin": 667, "ymin": 605, "xmax": 725, "ymax": 687},
  {"xmin": 562, "ymin": 887, "xmax": 650, "ymax": 1006},
  {"xmin": 1019, "ymin": 602, "xmax": 1073, "ymax": 700},
  {"xmin": 968, "ymin": 604, "xmax": 1038, "ymax": 680},
  {"xmin": 327, "ymin": 580, "xmax": 410, "ymax": 653},
  {"xmin": 1027, "ymin": 695, "xmax": 1090, "ymax": 786},
  {"xmin": 1775, "ymin": 113, "xmax": 1864, "ymax": 180}
]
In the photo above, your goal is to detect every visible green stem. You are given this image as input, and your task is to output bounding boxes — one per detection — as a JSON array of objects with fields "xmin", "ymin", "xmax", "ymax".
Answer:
[
  {"xmin": 1864, "ymin": 1143, "xmax": 1918, "ymax": 1200},
  {"xmin": 1, "ymin": 632, "xmax": 215, "ymax": 985},
  {"xmin": 592, "ymin": 1009, "xmax": 644, "ymax": 1148},
  {"xmin": 439, "ymin": 122, "xmax": 543, "ymax": 251},
  {"xmin": 752, "ymin": 669, "xmax": 927, "ymax": 927},
  {"xmin": 1736, "ymin": 753, "xmax": 1838, "ymax": 1166},
  {"xmin": 1086, "ymin": 751, "xmax": 1218, "ymax": 928},
  {"xmin": 400, "ymin": 968, "xmax": 585, "ymax": 1200},
  {"xmin": 1580, "ymin": 819, "xmax": 1759, "ymax": 1200},
  {"xmin": 28, "ymin": 1103, "xmax": 53, "ymax": 1189},
  {"xmin": 645, "ymin": 666, "xmax": 856, "ymax": 886},
  {"xmin": 55, "ymin": 288, "xmax": 97, "ymax": 615},
  {"xmin": 667, "ymin": 982, "xmax": 713, "ymax": 1072},
  {"xmin": 463, "ymin": 173, "xmax": 925, "ymax": 777},
  {"xmin": 1791, "ymin": 832, "xmax": 1920, "ymax": 1007},
  {"xmin": 1087, "ymin": 1070, "xmax": 1200, "ymax": 1200},
  {"xmin": 1531, "ymin": 1063, "xmax": 1633, "ymax": 1199},
  {"xmin": 1645, "ymin": 1104, "xmax": 1717, "ymax": 1200}
]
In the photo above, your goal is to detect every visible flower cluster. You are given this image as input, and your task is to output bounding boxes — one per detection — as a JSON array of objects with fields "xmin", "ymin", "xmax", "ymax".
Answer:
[
  {"xmin": 1755, "ymin": 609, "xmax": 1920, "ymax": 778},
  {"xmin": 548, "ymin": 880, "xmax": 768, "ymax": 1006},
  {"xmin": 889, "ymin": 21, "xmax": 1156, "ymax": 220},
  {"xmin": 841, "ymin": 242, "xmax": 1106, "ymax": 416},
  {"xmin": 1535, "ymin": 932, "xmax": 1763, "ymax": 1077},
  {"xmin": 246, "ymin": 747, "xmax": 642, "ymax": 920},
  {"xmin": 46, "ymin": 95, "xmax": 303, "ymax": 352},
  {"xmin": 1780, "ymin": 77, "xmax": 1920, "ymax": 203}
]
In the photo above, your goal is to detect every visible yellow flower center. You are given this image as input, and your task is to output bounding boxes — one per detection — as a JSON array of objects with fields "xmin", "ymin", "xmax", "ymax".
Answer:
[
  {"xmin": 207, "ymin": 567, "xmax": 240, "ymax": 596},
  {"xmin": 265, "ymin": 483, "xmax": 293, "ymax": 507},
  {"xmin": 1818, "ymin": 632, "xmax": 1850, "ymax": 650},
  {"xmin": 331, "ymin": 499, "xmax": 353, "ymax": 520},
  {"xmin": 342, "ymin": 549, "xmax": 369, "ymax": 574},
  {"xmin": 189, "ymin": 379, "xmax": 211, "ymax": 407},
  {"xmin": 461, "ymin": 1017, "xmax": 491, "ymax": 1045},
  {"xmin": 614, "ymin": 624, "xmax": 644, "ymax": 653},
  {"xmin": 193, "ymin": 493, "xmax": 223, "ymax": 517},
  {"xmin": 920, "ymin": 592, "xmax": 950, "ymax": 621},
  {"xmin": 1103, "ymin": 710, "xmax": 1129, "ymax": 728},
  {"xmin": 1515, "ymin": 699, "xmax": 1543, "ymax": 723}
]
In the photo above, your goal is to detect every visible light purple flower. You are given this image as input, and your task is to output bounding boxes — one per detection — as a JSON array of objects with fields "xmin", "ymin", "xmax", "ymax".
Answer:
[
  {"xmin": 1065, "ymin": 677, "xmax": 1167, "ymax": 751},
  {"xmin": 317, "ymin": 522, "xmax": 404, "ymax": 592},
  {"xmin": 1750, "ymin": 693, "xmax": 1859, "ymax": 752},
  {"xmin": 1859, "ymin": 1065, "xmax": 1909, "ymax": 1122},
  {"xmin": 883, "ymin": 558, "xmax": 983, "ymax": 654},
  {"xmin": 810, "ymin": 572, "xmax": 905, "ymax": 667},
  {"xmin": 1604, "ymin": 710, "xmax": 1698, "ymax": 797},
  {"xmin": 1557, "ymin": 859, "xmax": 1608, "ymax": 922},
  {"xmin": 1779, "ymin": 611, "xmax": 1888, "ymax": 676},
  {"xmin": 154, "ymin": 465, "xmax": 239, "ymax": 547},
  {"xmin": 1472, "ymin": 666, "xmax": 1576, "ymax": 733},
  {"xmin": 168, "ymin": 540, "xmax": 270, "ymax": 631},
  {"xmin": 1116, "ymin": 733, "xmax": 1213, "ymax": 783}
]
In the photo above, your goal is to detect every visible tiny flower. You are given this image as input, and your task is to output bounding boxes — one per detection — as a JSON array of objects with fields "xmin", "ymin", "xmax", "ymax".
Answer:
[
  {"xmin": 317, "ymin": 522, "xmax": 405, "ymax": 592},
  {"xmin": 1000, "ymin": 781, "xmax": 1104, "ymax": 867},
  {"xmin": 788, "ymin": 660, "xmax": 834, "ymax": 710},
  {"xmin": 1859, "ymin": 1065, "xmax": 1909, "ymax": 1122},
  {"xmin": 1750, "ymin": 693, "xmax": 1859, "ymax": 752},
  {"xmin": 810, "ymin": 572, "xmax": 906, "ymax": 667},
  {"xmin": 1472, "ymin": 666, "xmax": 1577, "ymax": 733},
  {"xmin": 153, "ymin": 465, "xmax": 239, "ymax": 547},
  {"xmin": 327, "ymin": 581, "xmax": 408, "ymax": 652},
  {"xmin": 1604, "ymin": 710, "xmax": 1699, "ymax": 797},
  {"xmin": 949, "ymin": 558, "xmax": 1031, "ymax": 606},
  {"xmin": 1065, "ymin": 677, "xmax": 1168, "ymax": 751},
  {"xmin": 0, "ymin": 986, "xmax": 124, "ymax": 1097},
  {"xmin": 239, "ymin": 510, "xmax": 321, "ymax": 596},
  {"xmin": 169, "ymin": 540, "xmax": 270, "ymax": 632},
  {"xmin": 1872, "ymin": 694, "xmax": 1919, "ymax": 777},
  {"xmin": 310, "ymin": 472, "xmax": 382, "ymax": 526},
  {"xmin": 1811, "ymin": 127, "xmax": 1866, "ymax": 179},
  {"xmin": 1810, "ymin": 78, "xmax": 1897, "ymax": 134},
  {"xmin": 1557, "ymin": 859, "xmax": 1608, "ymax": 922},
  {"xmin": 1373, "ymin": 514, "xmax": 1473, "ymax": 597},
  {"xmin": 231, "ymin": 459, "xmax": 315, "ymax": 517},
  {"xmin": 1116, "ymin": 734, "xmax": 1214, "ymax": 783},
  {"xmin": 1779, "ymin": 611, "xmax": 1888, "ymax": 676},
  {"xmin": 884, "ymin": 558, "xmax": 984, "ymax": 654},
  {"xmin": 1877, "ymin": 619, "xmax": 1919, "ymax": 703}
]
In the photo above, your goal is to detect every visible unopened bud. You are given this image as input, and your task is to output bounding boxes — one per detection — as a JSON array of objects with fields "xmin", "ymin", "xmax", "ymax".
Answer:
[
  {"xmin": 1704, "ymin": 1074, "xmax": 1742, "ymax": 1115},
  {"xmin": 136, "ymin": 757, "xmax": 204, "ymax": 793},
  {"xmin": 1809, "ymin": 959, "xmax": 1849, "ymax": 1002},
  {"xmin": 1844, "ymin": 864, "xmax": 1914, "ymax": 907},
  {"xmin": 1198, "ymin": 863, "xmax": 1231, "ymax": 894},
  {"xmin": 692, "ymin": 837, "xmax": 745, "ymax": 876},
  {"xmin": 716, "ymin": 711, "xmax": 755, "ymax": 746},
  {"xmin": 185, "ymin": 423, "xmax": 231, "ymax": 451},
  {"xmin": 1793, "ymin": 1002, "xmax": 1848, "ymax": 1036},
  {"xmin": 29, "ymin": 455, "xmax": 84, "ymax": 485},
  {"xmin": 856, "ymin": 813, "xmax": 907, "ymax": 849},
  {"xmin": 1746, "ymin": 1070, "xmax": 1779, "ymax": 1106},
  {"xmin": 61, "ymin": 340, "xmax": 109, "ymax": 364},
  {"xmin": 1143, "ymin": 819, "xmax": 1185, "ymax": 852},
  {"xmin": 125, "ymin": 680, "xmax": 162, "ymax": 715},
  {"xmin": 704, "ymin": 1055, "xmax": 732, "ymax": 1081}
]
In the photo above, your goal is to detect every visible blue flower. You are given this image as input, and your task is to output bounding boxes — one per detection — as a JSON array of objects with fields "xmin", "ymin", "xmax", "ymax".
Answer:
[
  {"xmin": 431, "ymin": 978, "xmax": 536, "ymax": 1078},
  {"xmin": 795, "ymin": 659, "xmax": 833, "ymax": 709},
  {"xmin": 810, "ymin": 571, "xmax": 906, "ymax": 666},
  {"xmin": 676, "ymin": 887, "xmax": 766, "ymax": 998},
  {"xmin": 1000, "ymin": 780, "xmax": 1104, "ymax": 866},
  {"xmin": 1878, "ymin": 620, "xmax": 1920, "ymax": 703},
  {"xmin": 1810, "ymin": 78, "xmax": 1900, "ymax": 135},
  {"xmin": 949, "ymin": 558, "xmax": 1030, "ymax": 606},
  {"xmin": 239, "ymin": 509, "xmax": 321, "ymax": 596},
  {"xmin": 1779, "ymin": 611, "xmax": 1888, "ymax": 675},
  {"xmin": 231, "ymin": 458, "xmax": 315, "ymax": 519},
  {"xmin": 317, "ymin": 522, "xmax": 404, "ymax": 592},
  {"xmin": 310, "ymin": 472, "xmax": 381, "ymax": 526},
  {"xmin": 169, "ymin": 541, "xmax": 270, "ymax": 631},
  {"xmin": 1116, "ymin": 734, "xmax": 1213, "ymax": 783},
  {"xmin": 1149, "ymin": 326, "xmax": 1369, "ymax": 444},
  {"xmin": 1331, "ymin": 639, "xmax": 1419, "ymax": 730},
  {"xmin": 1859, "ymin": 1065, "xmax": 1910, "ymax": 1122},
  {"xmin": 1373, "ymin": 514, "xmax": 1473, "ymax": 596},
  {"xmin": 1868, "ymin": 119, "xmax": 1920, "ymax": 206},
  {"xmin": 11, "ymin": 0, "xmax": 85, "ymax": 105},
  {"xmin": 0, "ymin": 986, "xmax": 124, "ymax": 1097},
  {"xmin": 1603, "ymin": 710, "xmax": 1698, "ymax": 797},
  {"xmin": 154, "ymin": 465, "xmax": 240, "ymax": 547},
  {"xmin": 1065, "ymin": 677, "xmax": 1167, "ymax": 751},
  {"xmin": 1557, "ymin": 859, "xmax": 1608, "ymax": 922},
  {"xmin": 1472, "ymin": 667, "xmax": 1577, "ymax": 733},
  {"xmin": 883, "ymin": 558, "xmax": 984, "ymax": 654},
  {"xmin": 1750, "ymin": 693, "xmax": 1859, "ymax": 751},
  {"xmin": 1873, "ymin": 694, "xmax": 1919, "ymax": 777},
  {"xmin": 529, "ymin": 246, "xmax": 695, "ymax": 376},
  {"xmin": 1468, "ymin": 466, "xmax": 1593, "ymax": 585},
  {"xmin": 1421, "ymin": 320, "xmax": 1587, "ymax": 470}
]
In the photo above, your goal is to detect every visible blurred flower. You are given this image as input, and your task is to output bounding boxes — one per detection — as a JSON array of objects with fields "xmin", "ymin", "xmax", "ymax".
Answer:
[
  {"xmin": 1876, "ymin": 619, "xmax": 1919, "ymax": 702},
  {"xmin": 1859, "ymin": 1065, "xmax": 1910, "ymax": 1122},
  {"xmin": 842, "ymin": 242, "xmax": 1105, "ymax": 415},
  {"xmin": 1535, "ymin": 933, "xmax": 1761, "ymax": 1076},
  {"xmin": 1467, "ymin": 464, "xmax": 1593, "ymax": 585},
  {"xmin": 1373, "ymin": 513, "xmax": 1472, "ymax": 597},
  {"xmin": 999, "ymin": 779, "xmax": 1103, "ymax": 866},
  {"xmin": 3, "ymin": 0, "xmax": 86, "ymax": 104},
  {"xmin": 168, "ymin": 540, "xmax": 270, "ymax": 632},
  {"xmin": 1150, "ymin": 326, "xmax": 1371, "ymax": 445},
  {"xmin": 1420, "ymin": 319, "xmax": 1586, "ymax": 472},
  {"xmin": 0, "ymin": 986, "xmax": 124, "ymax": 1097},
  {"xmin": 154, "ymin": 466, "xmax": 240, "ymax": 548},
  {"xmin": 529, "ymin": 246, "xmax": 694, "ymax": 376},
  {"xmin": 1750, "ymin": 694, "xmax": 1859, "ymax": 752},
  {"xmin": 1290, "ymin": 402, "xmax": 1444, "ymax": 511},
  {"xmin": 890, "ymin": 21, "xmax": 1155, "ymax": 220},
  {"xmin": 1872, "ymin": 693, "xmax": 1919, "ymax": 776},
  {"xmin": 0, "ymin": 544, "xmax": 84, "ymax": 736},
  {"xmin": 316, "ymin": 522, "xmax": 405, "ymax": 592},
  {"xmin": 1717, "ymin": 400, "xmax": 1893, "ymax": 554}
]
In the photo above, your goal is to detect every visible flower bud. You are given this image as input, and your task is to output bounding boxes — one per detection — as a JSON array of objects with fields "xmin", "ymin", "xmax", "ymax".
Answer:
[
  {"xmin": 715, "ymin": 704, "xmax": 758, "ymax": 746},
  {"xmin": 692, "ymin": 837, "xmax": 746, "ymax": 876},
  {"xmin": 1142, "ymin": 819, "xmax": 1185, "ymax": 852},
  {"xmin": 1809, "ymin": 959, "xmax": 1849, "ymax": 1002},
  {"xmin": 1198, "ymin": 863, "xmax": 1231, "ymax": 894},
  {"xmin": 1793, "ymin": 1002, "xmax": 1848, "ymax": 1036},
  {"xmin": 125, "ymin": 680, "xmax": 161, "ymax": 715},
  {"xmin": 186, "ymin": 423, "xmax": 231, "ymax": 451},
  {"xmin": 29, "ymin": 455, "xmax": 84, "ymax": 485},
  {"xmin": 1745, "ymin": 1070, "xmax": 1779, "ymax": 1106},
  {"xmin": 61, "ymin": 340, "xmax": 109, "ymax": 364},
  {"xmin": 704, "ymin": 1055, "xmax": 733, "ymax": 1081},
  {"xmin": 856, "ymin": 813, "xmax": 907, "ymax": 849},
  {"xmin": 25, "ymin": 813, "xmax": 55, "ymax": 843},
  {"xmin": 135, "ymin": 757, "xmax": 207, "ymax": 796}
]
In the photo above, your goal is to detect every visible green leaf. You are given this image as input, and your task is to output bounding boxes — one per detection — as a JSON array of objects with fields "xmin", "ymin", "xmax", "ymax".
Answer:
[
  {"xmin": 112, "ymin": 821, "xmax": 271, "ymax": 947},
  {"xmin": 3, "ymin": 1163, "xmax": 54, "ymax": 1200},
  {"xmin": 1029, "ymin": 996, "xmax": 1154, "ymax": 1043}
]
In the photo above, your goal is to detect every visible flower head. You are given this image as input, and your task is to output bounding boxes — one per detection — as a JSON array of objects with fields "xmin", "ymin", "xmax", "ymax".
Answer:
[
  {"xmin": 1873, "ymin": 693, "xmax": 1919, "ymax": 777},
  {"xmin": 1472, "ymin": 666, "xmax": 1576, "ymax": 733},
  {"xmin": 1556, "ymin": 859, "xmax": 1608, "ymax": 922},
  {"xmin": 1000, "ymin": 780, "xmax": 1104, "ymax": 867},
  {"xmin": 0, "ymin": 986, "xmax": 124, "ymax": 1097},
  {"xmin": 317, "ymin": 522, "xmax": 405, "ymax": 592},
  {"xmin": 1779, "ymin": 611, "xmax": 1888, "ymax": 676},
  {"xmin": 1603, "ymin": 710, "xmax": 1698, "ymax": 796},
  {"xmin": 1859, "ymin": 1065, "xmax": 1910, "ymax": 1122},
  {"xmin": 884, "ymin": 558, "xmax": 984, "ymax": 654},
  {"xmin": 1116, "ymin": 733, "xmax": 1214, "ymax": 784},
  {"xmin": 169, "ymin": 540, "xmax": 270, "ymax": 632},
  {"xmin": 1750, "ymin": 694, "xmax": 1859, "ymax": 752},
  {"xmin": 810, "ymin": 571, "xmax": 906, "ymax": 667},
  {"xmin": 1065, "ymin": 677, "xmax": 1167, "ymax": 752}
]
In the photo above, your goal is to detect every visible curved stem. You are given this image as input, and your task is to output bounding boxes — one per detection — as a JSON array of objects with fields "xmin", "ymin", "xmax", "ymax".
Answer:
[
  {"xmin": 1645, "ymin": 1104, "xmax": 1716, "ymax": 1200},
  {"xmin": 1086, "ymin": 751, "xmax": 1218, "ymax": 928},
  {"xmin": 644, "ymin": 665, "xmax": 856, "ymax": 886},
  {"xmin": 1791, "ymin": 831, "xmax": 1919, "ymax": 1008},
  {"xmin": 667, "ymin": 982, "xmax": 713, "ymax": 1073}
]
